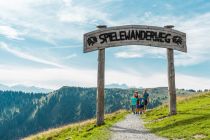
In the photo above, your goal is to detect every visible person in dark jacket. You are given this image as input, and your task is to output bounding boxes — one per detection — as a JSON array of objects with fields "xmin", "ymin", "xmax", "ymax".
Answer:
[{"xmin": 143, "ymin": 89, "xmax": 149, "ymax": 113}]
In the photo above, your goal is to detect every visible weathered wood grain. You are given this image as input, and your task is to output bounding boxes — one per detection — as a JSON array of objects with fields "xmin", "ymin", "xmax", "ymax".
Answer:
[
  {"xmin": 84, "ymin": 25, "xmax": 187, "ymax": 53},
  {"xmin": 96, "ymin": 48, "xmax": 105, "ymax": 126},
  {"xmin": 167, "ymin": 48, "xmax": 177, "ymax": 115}
]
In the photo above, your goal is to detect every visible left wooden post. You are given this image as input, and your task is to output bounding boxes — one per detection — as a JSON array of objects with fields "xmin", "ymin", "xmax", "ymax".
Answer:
[{"xmin": 96, "ymin": 25, "xmax": 106, "ymax": 126}]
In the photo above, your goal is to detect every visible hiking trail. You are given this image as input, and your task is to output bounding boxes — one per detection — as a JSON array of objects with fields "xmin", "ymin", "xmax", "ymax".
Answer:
[{"xmin": 110, "ymin": 114, "xmax": 167, "ymax": 140}]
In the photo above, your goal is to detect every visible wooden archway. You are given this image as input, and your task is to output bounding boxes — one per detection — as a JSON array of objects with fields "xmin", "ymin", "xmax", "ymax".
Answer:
[{"xmin": 83, "ymin": 25, "xmax": 187, "ymax": 125}]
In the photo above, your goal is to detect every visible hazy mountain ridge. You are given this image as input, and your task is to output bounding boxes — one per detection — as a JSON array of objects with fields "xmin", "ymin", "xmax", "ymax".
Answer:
[
  {"xmin": 105, "ymin": 83, "xmax": 129, "ymax": 89},
  {"xmin": 0, "ymin": 84, "xmax": 52, "ymax": 93},
  {"xmin": 105, "ymin": 83, "xmax": 143, "ymax": 89}
]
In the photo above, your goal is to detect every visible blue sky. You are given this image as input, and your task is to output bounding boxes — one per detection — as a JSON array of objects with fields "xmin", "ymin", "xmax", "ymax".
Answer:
[{"xmin": 0, "ymin": 0, "xmax": 210, "ymax": 89}]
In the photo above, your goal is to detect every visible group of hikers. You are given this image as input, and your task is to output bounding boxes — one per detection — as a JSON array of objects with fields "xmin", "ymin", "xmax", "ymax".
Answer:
[{"xmin": 130, "ymin": 89, "xmax": 149, "ymax": 114}]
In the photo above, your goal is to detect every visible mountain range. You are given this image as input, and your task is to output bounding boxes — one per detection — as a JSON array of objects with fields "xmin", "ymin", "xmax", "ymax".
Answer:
[
  {"xmin": 0, "ymin": 84, "xmax": 53, "ymax": 93},
  {"xmin": 0, "ymin": 86, "xmax": 168, "ymax": 140},
  {"xmin": 105, "ymin": 83, "xmax": 143, "ymax": 89},
  {"xmin": 0, "ymin": 83, "xmax": 140, "ymax": 93},
  {"xmin": 0, "ymin": 85, "xmax": 198, "ymax": 140}
]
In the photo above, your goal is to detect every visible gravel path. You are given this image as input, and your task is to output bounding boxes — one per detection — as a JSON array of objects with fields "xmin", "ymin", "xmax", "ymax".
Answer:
[{"xmin": 110, "ymin": 114, "xmax": 167, "ymax": 140}]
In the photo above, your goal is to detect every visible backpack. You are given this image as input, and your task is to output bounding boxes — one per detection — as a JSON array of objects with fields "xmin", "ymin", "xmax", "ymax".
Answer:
[{"xmin": 140, "ymin": 98, "xmax": 145, "ymax": 105}]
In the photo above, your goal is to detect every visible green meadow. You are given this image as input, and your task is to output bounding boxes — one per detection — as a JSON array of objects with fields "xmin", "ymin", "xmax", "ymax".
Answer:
[{"xmin": 142, "ymin": 92, "xmax": 210, "ymax": 140}]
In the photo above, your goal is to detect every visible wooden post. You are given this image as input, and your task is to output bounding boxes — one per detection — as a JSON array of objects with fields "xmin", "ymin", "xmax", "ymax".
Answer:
[
  {"xmin": 96, "ymin": 25, "xmax": 106, "ymax": 126},
  {"xmin": 167, "ymin": 48, "xmax": 177, "ymax": 115},
  {"xmin": 165, "ymin": 25, "xmax": 177, "ymax": 115}
]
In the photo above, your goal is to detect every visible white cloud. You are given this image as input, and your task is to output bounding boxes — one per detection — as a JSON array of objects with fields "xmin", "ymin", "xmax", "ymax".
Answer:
[
  {"xmin": 106, "ymin": 70, "xmax": 210, "ymax": 90},
  {"xmin": 57, "ymin": 5, "xmax": 102, "ymax": 23},
  {"xmin": 0, "ymin": 0, "xmax": 209, "ymax": 66},
  {"xmin": 174, "ymin": 13, "xmax": 210, "ymax": 66},
  {"xmin": 0, "ymin": 42, "xmax": 63, "ymax": 68},
  {"xmin": 176, "ymin": 74, "xmax": 210, "ymax": 90},
  {"xmin": 61, "ymin": 53, "xmax": 77, "ymax": 60},
  {"xmin": 115, "ymin": 51, "xmax": 143, "ymax": 58},
  {"xmin": 0, "ymin": 0, "xmax": 80, "ymax": 42},
  {"xmin": 0, "ymin": 66, "xmax": 97, "ymax": 89},
  {"xmin": 0, "ymin": 0, "xmax": 209, "ymax": 89},
  {"xmin": 0, "ymin": 25, "xmax": 23, "ymax": 40},
  {"xmin": 115, "ymin": 45, "xmax": 166, "ymax": 59},
  {"xmin": 114, "ymin": 13, "xmax": 210, "ymax": 66},
  {"xmin": 0, "ymin": 66, "xmax": 208, "ymax": 90},
  {"xmin": 57, "ymin": 0, "xmax": 114, "ymax": 25},
  {"xmin": 164, "ymin": 3, "xmax": 174, "ymax": 10},
  {"xmin": 0, "ymin": 0, "xmax": 115, "ymax": 43}
]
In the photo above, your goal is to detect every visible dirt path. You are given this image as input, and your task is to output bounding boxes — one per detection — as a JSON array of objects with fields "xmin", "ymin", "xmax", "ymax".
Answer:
[{"xmin": 110, "ymin": 114, "xmax": 167, "ymax": 140}]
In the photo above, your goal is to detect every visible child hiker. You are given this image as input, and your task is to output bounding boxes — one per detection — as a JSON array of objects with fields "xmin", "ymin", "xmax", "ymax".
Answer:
[
  {"xmin": 131, "ymin": 91, "xmax": 138, "ymax": 114},
  {"xmin": 136, "ymin": 95, "xmax": 145, "ymax": 114}
]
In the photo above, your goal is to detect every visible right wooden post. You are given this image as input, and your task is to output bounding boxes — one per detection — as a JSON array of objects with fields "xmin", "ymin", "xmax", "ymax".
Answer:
[
  {"xmin": 167, "ymin": 48, "xmax": 177, "ymax": 115},
  {"xmin": 165, "ymin": 25, "xmax": 177, "ymax": 115}
]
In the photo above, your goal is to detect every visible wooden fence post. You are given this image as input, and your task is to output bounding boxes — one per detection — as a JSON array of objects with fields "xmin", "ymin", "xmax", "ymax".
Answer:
[
  {"xmin": 165, "ymin": 25, "xmax": 177, "ymax": 115},
  {"xmin": 96, "ymin": 25, "xmax": 106, "ymax": 126}
]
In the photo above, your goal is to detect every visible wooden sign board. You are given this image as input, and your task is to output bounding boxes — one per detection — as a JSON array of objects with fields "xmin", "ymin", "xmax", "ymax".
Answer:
[{"xmin": 83, "ymin": 25, "xmax": 187, "ymax": 53}]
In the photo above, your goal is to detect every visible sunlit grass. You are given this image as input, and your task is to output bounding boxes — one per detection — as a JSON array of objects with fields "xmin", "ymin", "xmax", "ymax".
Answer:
[
  {"xmin": 24, "ymin": 110, "xmax": 128, "ymax": 140},
  {"xmin": 142, "ymin": 92, "xmax": 210, "ymax": 140}
]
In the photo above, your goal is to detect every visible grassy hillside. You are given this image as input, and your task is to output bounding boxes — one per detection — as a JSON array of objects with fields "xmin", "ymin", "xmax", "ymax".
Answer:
[
  {"xmin": 142, "ymin": 92, "xmax": 210, "ymax": 140},
  {"xmin": 0, "ymin": 87, "xmax": 132, "ymax": 140},
  {"xmin": 0, "ymin": 86, "xmax": 197, "ymax": 140},
  {"xmin": 24, "ymin": 110, "xmax": 128, "ymax": 140}
]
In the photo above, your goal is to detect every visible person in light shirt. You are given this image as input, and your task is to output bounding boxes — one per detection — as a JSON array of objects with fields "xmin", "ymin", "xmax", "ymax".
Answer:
[{"xmin": 131, "ymin": 91, "xmax": 138, "ymax": 114}]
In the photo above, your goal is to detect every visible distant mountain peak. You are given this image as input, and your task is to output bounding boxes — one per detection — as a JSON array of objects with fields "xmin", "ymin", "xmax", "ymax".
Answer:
[
  {"xmin": 105, "ymin": 83, "xmax": 129, "ymax": 89},
  {"xmin": 0, "ymin": 84, "xmax": 53, "ymax": 93}
]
